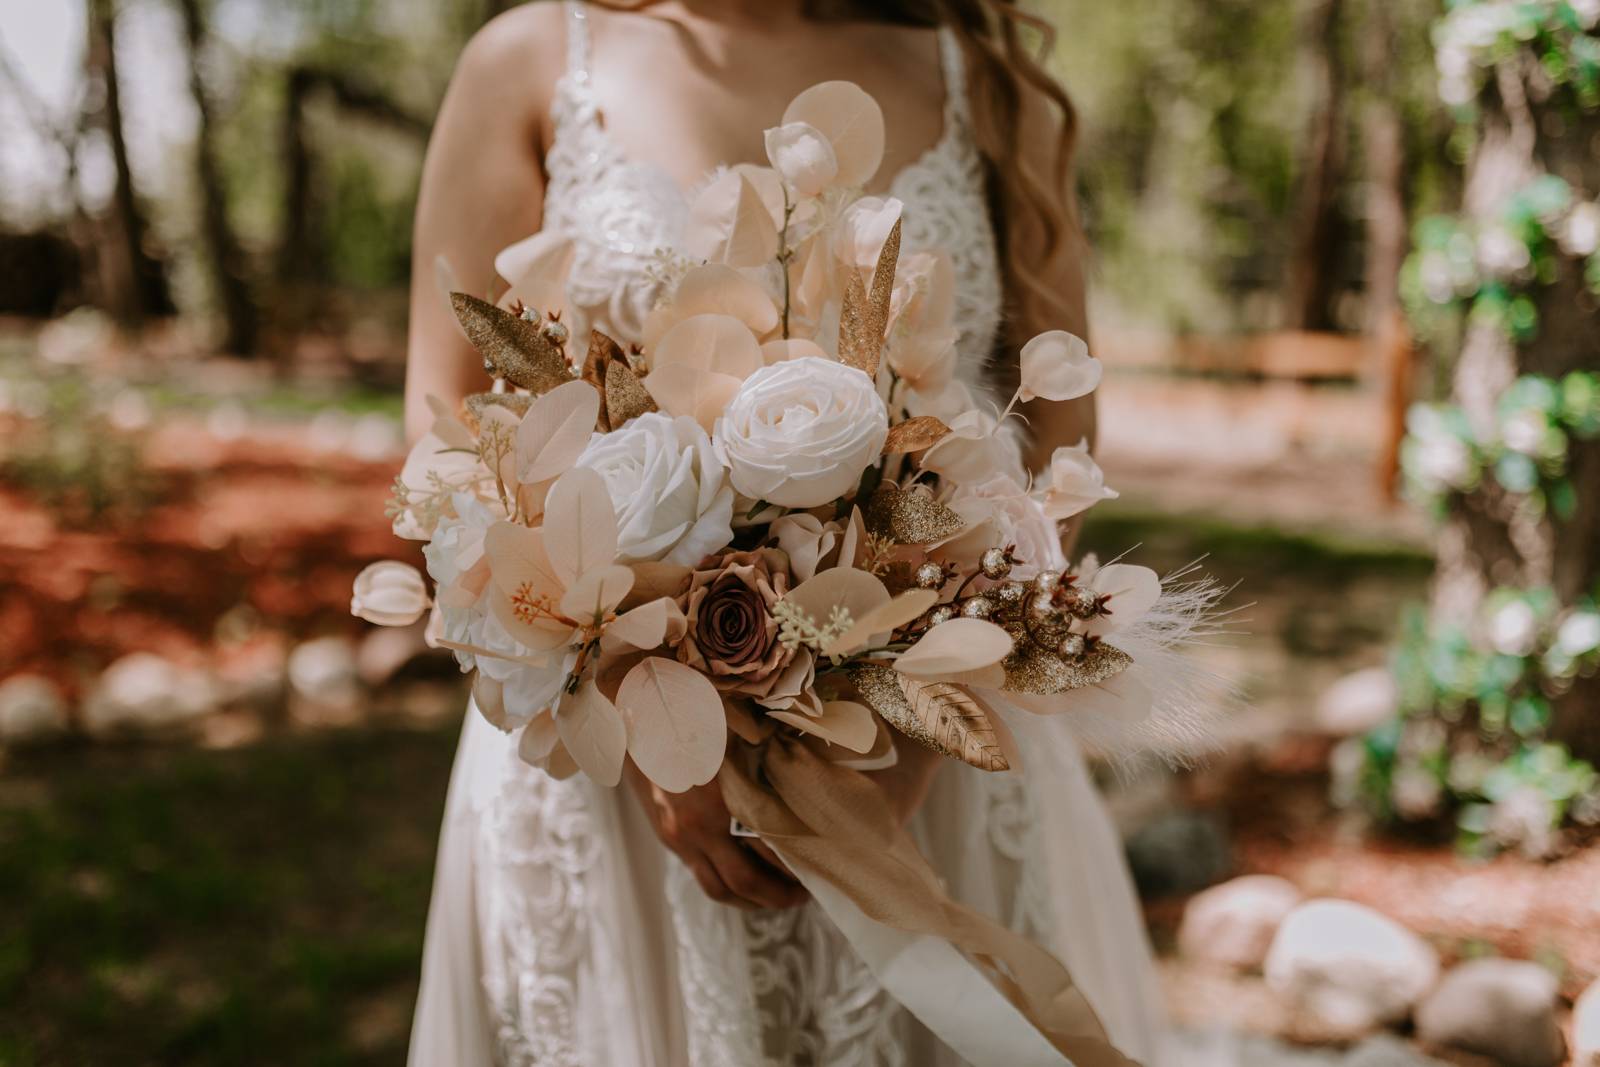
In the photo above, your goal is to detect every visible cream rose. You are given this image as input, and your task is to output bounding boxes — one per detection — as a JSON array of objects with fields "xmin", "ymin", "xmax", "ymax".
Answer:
[
  {"xmin": 576, "ymin": 412, "xmax": 736, "ymax": 566},
  {"xmin": 714, "ymin": 356, "xmax": 889, "ymax": 508}
]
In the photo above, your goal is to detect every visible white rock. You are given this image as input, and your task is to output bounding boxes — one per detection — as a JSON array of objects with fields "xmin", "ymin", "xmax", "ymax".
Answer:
[
  {"xmin": 1264, "ymin": 899, "xmax": 1439, "ymax": 1037},
  {"xmin": 0, "ymin": 674, "xmax": 69, "ymax": 741},
  {"xmin": 1179, "ymin": 875, "xmax": 1303, "ymax": 970},
  {"xmin": 83, "ymin": 653, "xmax": 216, "ymax": 735},
  {"xmin": 1315, "ymin": 667, "xmax": 1399, "ymax": 737},
  {"xmin": 288, "ymin": 636, "xmax": 360, "ymax": 703},
  {"xmin": 1574, "ymin": 979, "xmax": 1600, "ymax": 1067},
  {"xmin": 1342, "ymin": 1034, "xmax": 1452, "ymax": 1067},
  {"xmin": 1415, "ymin": 959, "xmax": 1564, "ymax": 1067}
]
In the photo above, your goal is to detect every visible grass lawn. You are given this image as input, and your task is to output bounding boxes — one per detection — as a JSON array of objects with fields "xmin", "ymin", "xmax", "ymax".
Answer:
[{"xmin": 0, "ymin": 726, "xmax": 457, "ymax": 1067}]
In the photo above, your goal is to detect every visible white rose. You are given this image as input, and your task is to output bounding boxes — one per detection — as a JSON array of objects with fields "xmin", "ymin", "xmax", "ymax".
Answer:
[
  {"xmin": 715, "ymin": 356, "xmax": 888, "ymax": 508},
  {"xmin": 1039, "ymin": 440, "xmax": 1118, "ymax": 520},
  {"xmin": 576, "ymin": 412, "xmax": 736, "ymax": 566},
  {"xmin": 351, "ymin": 561, "xmax": 430, "ymax": 626},
  {"xmin": 942, "ymin": 474, "xmax": 1066, "ymax": 579}
]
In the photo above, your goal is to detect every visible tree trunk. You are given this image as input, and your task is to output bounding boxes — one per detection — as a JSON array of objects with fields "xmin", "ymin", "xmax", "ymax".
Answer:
[
  {"xmin": 273, "ymin": 66, "xmax": 429, "ymax": 310},
  {"xmin": 1358, "ymin": 0, "xmax": 1412, "ymax": 498},
  {"xmin": 1283, "ymin": 0, "xmax": 1348, "ymax": 332},
  {"xmin": 85, "ymin": 0, "xmax": 172, "ymax": 325},
  {"xmin": 276, "ymin": 66, "xmax": 318, "ymax": 287},
  {"xmin": 1431, "ymin": 60, "xmax": 1600, "ymax": 758},
  {"xmin": 174, "ymin": 0, "xmax": 258, "ymax": 355}
]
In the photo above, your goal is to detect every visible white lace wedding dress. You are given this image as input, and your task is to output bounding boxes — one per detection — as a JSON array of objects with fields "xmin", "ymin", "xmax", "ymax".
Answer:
[{"xmin": 408, "ymin": 5, "xmax": 1167, "ymax": 1064}]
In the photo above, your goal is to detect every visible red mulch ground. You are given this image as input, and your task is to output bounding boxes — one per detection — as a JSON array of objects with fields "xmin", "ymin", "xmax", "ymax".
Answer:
[{"xmin": 0, "ymin": 421, "xmax": 414, "ymax": 702}]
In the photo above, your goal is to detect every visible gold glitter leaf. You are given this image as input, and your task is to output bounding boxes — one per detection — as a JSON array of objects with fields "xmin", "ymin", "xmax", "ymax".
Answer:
[
  {"xmin": 862, "ymin": 216, "xmax": 900, "ymax": 380},
  {"xmin": 848, "ymin": 663, "xmax": 1009, "ymax": 772},
  {"xmin": 864, "ymin": 483, "xmax": 968, "ymax": 545},
  {"xmin": 838, "ymin": 269, "xmax": 871, "ymax": 372},
  {"xmin": 1001, "ymin": 641, "xmax": 1133, "ymax": 696},
  {"xmin": 462, "ymin": 392, "xmax": 534, "ymax": 432},
  {"xmin": 605, "ymin": 358, "xmax": 659, "ymax": 428},
  {"xmin": 882, "ymin": 415, "xmax": 951, "ymax": 454},
  {"xmin": 451, "ymin": 292, "xmax": 571, "ymax": 395},
  {"xmin": 837, "ymin": 216, "xmax": 901, "ymax": 378}
]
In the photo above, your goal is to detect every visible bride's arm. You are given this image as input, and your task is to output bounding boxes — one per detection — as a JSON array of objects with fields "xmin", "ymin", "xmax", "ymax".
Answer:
[{"xmin": 403, "ymin": 10, "xmax": 563, "ymax": 444}]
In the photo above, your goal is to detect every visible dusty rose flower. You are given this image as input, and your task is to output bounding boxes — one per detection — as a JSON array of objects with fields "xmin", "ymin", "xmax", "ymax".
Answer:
[{"xmin": 676, "ymin": 548, "xmax": 813, "ymax": 705}]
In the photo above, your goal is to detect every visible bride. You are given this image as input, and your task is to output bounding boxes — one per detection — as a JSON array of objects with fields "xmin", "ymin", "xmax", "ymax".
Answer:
[{"xmin": 403, "ymin": 1, "xmax": 1166, "ymax": 1063}]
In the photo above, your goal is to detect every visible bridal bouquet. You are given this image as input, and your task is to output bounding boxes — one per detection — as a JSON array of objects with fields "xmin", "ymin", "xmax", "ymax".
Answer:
[{"xmin": 355, "ymin": 81, "xmax": 1219, "ymax": 1065}]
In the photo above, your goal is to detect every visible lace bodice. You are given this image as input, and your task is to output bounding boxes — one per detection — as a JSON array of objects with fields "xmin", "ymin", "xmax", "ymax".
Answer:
[{"xmin": 543, "ymin": 0, "xmax": 1004, "ymax": 374}]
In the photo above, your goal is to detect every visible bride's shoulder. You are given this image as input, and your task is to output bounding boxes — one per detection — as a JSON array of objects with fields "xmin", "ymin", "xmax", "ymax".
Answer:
[{"xmin": 449, "ymin": 3, "xmax": 569, "ymax": 118}]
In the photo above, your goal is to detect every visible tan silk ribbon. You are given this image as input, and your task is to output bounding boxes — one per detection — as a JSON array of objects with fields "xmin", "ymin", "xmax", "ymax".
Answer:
[{"xmin": 719, "ymin": 738, "xmax": 1142, "ymax": 1067}]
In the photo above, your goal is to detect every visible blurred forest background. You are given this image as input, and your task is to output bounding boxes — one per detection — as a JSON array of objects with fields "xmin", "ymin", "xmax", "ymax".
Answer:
[{"xmin": 3, "ymin": 0, "xmax": 1599, "ymax": 1064}]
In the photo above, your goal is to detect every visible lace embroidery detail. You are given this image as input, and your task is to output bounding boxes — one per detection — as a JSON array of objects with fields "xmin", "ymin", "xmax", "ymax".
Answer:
[
  {"xmin": 663, "ymin": 858, "xmax": 768, "ymax": 1066},
  {"xmin": 477, "ymin": 753, "xmax": 600, "ymax": 1067},
  {"xmin": 982, "ymin": 772, "xmax": 1055, "ymax": 941},
  {"xmin": 888, "ymin": 28, "xmax": 1004, "ymax": 379},
  {"xmin": 744, "ymin": 906, "xmax": 909, "ymax": 1067},
  {"xmin": 545, "ymin": 2, "xmax": 688, "ymax": 344}
]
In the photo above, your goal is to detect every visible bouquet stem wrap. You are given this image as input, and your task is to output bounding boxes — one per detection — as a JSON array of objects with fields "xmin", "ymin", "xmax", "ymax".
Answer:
[{"xmin": 719, "ymin": 738, "xmax": 1141, "ymax": 1067}]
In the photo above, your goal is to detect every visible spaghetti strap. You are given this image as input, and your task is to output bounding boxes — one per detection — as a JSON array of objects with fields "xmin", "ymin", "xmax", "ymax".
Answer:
[
  {"xmin": 935, "ymin": 26, "xmax": 969, "ymax": 129},
  {"xmin": 564, "ymin": 0, "xmax": 592, "ymax": 84}
]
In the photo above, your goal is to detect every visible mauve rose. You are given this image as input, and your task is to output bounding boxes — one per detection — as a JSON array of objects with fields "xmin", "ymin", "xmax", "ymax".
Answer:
[{"xmin": 677, "ymin": 548, "xmax": 804, "ymax": 700}]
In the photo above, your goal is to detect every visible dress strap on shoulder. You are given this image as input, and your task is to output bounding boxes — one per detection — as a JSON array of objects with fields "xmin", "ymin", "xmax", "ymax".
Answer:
[
  {"xmin": 935, "ymin": 26, "xmax": 969, "ymax": 127},
  {"xmin": 564, "ymin": 1, "xmax": 592, "ymax": 84}
]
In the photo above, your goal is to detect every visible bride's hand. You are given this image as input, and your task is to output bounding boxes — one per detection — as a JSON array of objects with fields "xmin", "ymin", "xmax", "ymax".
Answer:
[{"xmin": 624, "ymin": 761, "xmax": 809, "ymax": 911}]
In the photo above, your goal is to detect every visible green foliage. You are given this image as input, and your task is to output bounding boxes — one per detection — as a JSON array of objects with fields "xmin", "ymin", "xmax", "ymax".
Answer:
[
  {"xmin": 1351, "ymin": 3, "xmax": 1600, "ymax": 857},
  {"xmin": 1404, "ymin": 176, "xmax": 1600, "ymax": 349},
  {"xmin": 1342, "ymin": 589, "xmax": 1600, "ymax": 856},
  {"xmin": 1047, "ymin": 0, "xmax": 1443, "ymax": 333},
  {"xmin": 1400, "ymin": 370, "xmax": 1600, "ymax": 516}
]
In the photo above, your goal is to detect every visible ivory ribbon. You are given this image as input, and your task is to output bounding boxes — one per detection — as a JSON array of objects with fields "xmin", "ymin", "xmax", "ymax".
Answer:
[{"xmin": 719, "ymin": 739, "xmax": 1141, "ymax": 1067}]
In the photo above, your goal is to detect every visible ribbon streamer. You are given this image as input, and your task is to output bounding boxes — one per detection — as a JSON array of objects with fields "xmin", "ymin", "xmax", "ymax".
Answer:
[{"xmin": 719, "ymin": 739, "xmax": 1142, "ymax": 1067}]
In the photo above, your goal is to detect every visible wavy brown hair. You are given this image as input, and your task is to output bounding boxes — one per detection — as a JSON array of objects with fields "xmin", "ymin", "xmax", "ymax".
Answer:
[{"xmin": 587, "ymin": 0, "xmax": 1082, "ymax": 354}]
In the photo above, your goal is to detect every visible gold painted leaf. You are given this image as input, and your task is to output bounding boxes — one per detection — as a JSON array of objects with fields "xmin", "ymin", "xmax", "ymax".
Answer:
[
  {"xmin": 1001, "ymin": 641, "xmax": 1133, "ymax": 696},
  {"xmin": 451, "ymin": 292, "xmax": 571, "ymax": 395},
  {"xmin": 863, "ymin": 216, "xmax": 899, "ymax": 380},
  {"xmin": 882, "ymin": 415, "xmax": 951, "ymax": 454},
  {"xmin": 462, "ymin": 392, "xmax": 533, "ymax": 433},
  {"xmin": 605, "ymin": 358, "xmax": 658, "ymax": 428},
  {"xmin": 863, "ymin": 483, "xmax": 967, "ymax": 545},
  {"xmin": 848, "ymin": 663, "xmax": 1009, "ymax": 772},
  {"xmin": 837, "ymin": 216, "xmax": 900, "ymax": 379}
]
